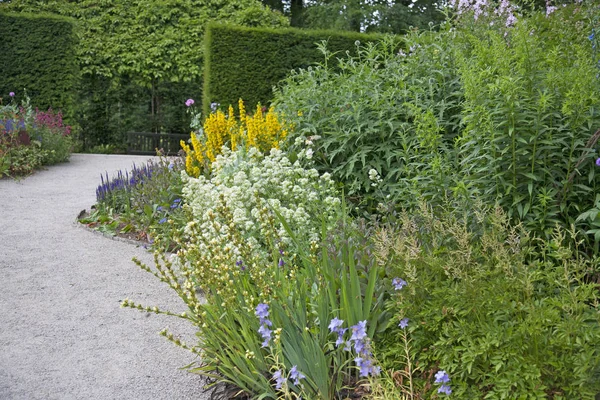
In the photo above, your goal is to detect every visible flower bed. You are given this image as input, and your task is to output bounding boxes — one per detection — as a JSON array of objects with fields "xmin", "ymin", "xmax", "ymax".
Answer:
[
  {"xmin": 82, "ymin": 2, "xmax": 600, "ymax": 398},
  {"xmin": 1, "ymin": 91, "xmax": 73, "ymax": 177}
]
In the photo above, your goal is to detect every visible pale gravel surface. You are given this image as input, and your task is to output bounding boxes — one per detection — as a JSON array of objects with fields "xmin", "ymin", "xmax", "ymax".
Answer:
[{"xmin": 0, "ymin": 154, "xmax": 211, "ymax": 400}]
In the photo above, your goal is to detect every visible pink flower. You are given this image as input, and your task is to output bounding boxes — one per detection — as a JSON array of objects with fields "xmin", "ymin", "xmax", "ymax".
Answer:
[
  {"xmin": 9, "ymin": 92, "xmax": 15, "ymax": 97},
  {"xmin": 185, "ymin": 98, "xmax": 194, "ymax": 107}
]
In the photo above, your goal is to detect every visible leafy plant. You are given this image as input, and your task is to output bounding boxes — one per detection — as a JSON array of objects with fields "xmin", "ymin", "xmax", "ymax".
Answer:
[
  {"xmin": 273, "ymin": 33, "xmax": 463, "ymax": 214},
  {"xmin": 32, "ymin": 108, "xmax": 73, "ymax": 165},
  {"xmin": 454, "ymin": 2, "xmax": 600, "ymax": 238},
  {"xmin": 123, "ymin": 204, "xmax": 392, "ymax": 399},
  {"xmin": 374, "ymin": 202, "xmax": 600, "ymax": 398},
  {"xmin": 0, "ymin": 90, "xmax": 71, "ymax": 176}
]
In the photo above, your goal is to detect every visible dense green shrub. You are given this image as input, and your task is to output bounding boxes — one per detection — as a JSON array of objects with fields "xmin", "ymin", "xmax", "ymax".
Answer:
[
  {"xmin": 454, "ymin": 4, "xmax": 600, "ymax": 238},
  {"xmin": 203, "ymin": 24, "xmax": 385, "ymax": 116},
  {"xmin": 125, "ymin": 205, "xmax": 391, "ymax": 399},
  {"xmin": 374, "ymin": 203, "xmax": 600, "ymax": 398},
  {"xmin": 0, "ymin": 12, "xmax": 79, "ymax": 123},
  {"xmin": 122, "ymin": 146, "xmax": 398, "ymax": 398},
  {"xmin": 273, "ymin": 32, "xmax": 462, "ymax": 213},
  {"xmin": 274, "ymin": 2, "xmax": 600, "ymax": 241}
]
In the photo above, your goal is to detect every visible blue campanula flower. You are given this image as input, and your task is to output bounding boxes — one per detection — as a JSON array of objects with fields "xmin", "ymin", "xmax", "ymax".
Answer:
[
  {"xmin": 256, "ymin": 303, "xmax": 273, "ymax": 347},
  {"xmin": 335, "ymin": 329, "xmax": 347, "ymax": 347},
  {"xmin": 392, "ymin": 277, "xmax": 407, "ymax": 290},
  {"xmin": 289, "ymin": 365, "xmax": 305, "ymax": 385},
  {"xmin": 350, "ymin": 320, "xmax": 367, "ymax": 341},
  {"xmin": 255, "ymin": 303, "xmax": 270, "ymax": 320},
  {"xmin": 158, "ymin": 217, "xmax": 167, "ymax": 224},
  {"xmin": 354, "ymin": 338, "xmax": 367, "ymax": 354},
  {"xmin": 435, "ymin": 370, "xmax": 450, "ymax": 384},
  {"xmin": 258, "ymin": 325, "xmax": 272, "ymax": 347},
  {"xmin": 328, "ymin": 317, "xmax": 344, "ymax": 332},
  {"xmin": 438, "ymin": 384, "xmax": 452, "ymax": 395},
  {"xmin": 273, "ymin": 369, "xmax": 285, "ymax": 389},
  {"xmin": 399, "ymin": 318, "xmax": 409, "ymax": 329},
  {"xmin": 434, "ymin": 370, "xmax": 452, "ymax": 395}
]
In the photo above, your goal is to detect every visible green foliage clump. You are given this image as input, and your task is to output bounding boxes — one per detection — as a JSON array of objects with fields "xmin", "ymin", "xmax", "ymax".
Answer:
[
  {"xmin": 273, "ymin": 32, "xmax": 462, "ymax": 212},
  {"xmin": 0, "ymin": 12, "xmax": 79, "ymax": 123},
  {"xmin": 125, "ymin": 207, "xmax": 390, "ymax": 399},
  {"xmin": 274, "ymin": 2, "xmax": 600, "ymax": 241},
  {"xmin": 374, "ymin": 203, "xmax": 600, "ymax": 398},
  {"xmin": 203, "ymin": 23, "xmax": 384, "ymax": 116},
  {"xmin": 454, "ymin": 4, "xmax": 600, "ymax": 238}
]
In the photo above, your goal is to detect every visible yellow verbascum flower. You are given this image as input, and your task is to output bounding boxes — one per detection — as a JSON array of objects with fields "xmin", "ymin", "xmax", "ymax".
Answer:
[{"xmin": 180, "ymin": 99, "xmax": 288, "ymax": 177}]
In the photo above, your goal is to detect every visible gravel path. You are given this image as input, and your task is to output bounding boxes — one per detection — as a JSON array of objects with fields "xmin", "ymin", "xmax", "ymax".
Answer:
[{"xmin": 0, "ymin": 154, "xmax": 210, "ymax": 400}]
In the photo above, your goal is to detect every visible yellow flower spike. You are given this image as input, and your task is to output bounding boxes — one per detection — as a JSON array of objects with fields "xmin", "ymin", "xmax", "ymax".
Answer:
[
  {"xmin": 238, "ymin": 99, "xmax": 246, "ymax": 125},
  {"xmin": 181, "ymin": 98, "xmax": 288, "ymax": 176}
]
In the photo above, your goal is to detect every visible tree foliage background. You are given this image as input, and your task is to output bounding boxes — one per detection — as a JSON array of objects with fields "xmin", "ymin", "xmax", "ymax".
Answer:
[{"xmin": 0, "ymin": 0, "xmax": 289, "ymax": 149}]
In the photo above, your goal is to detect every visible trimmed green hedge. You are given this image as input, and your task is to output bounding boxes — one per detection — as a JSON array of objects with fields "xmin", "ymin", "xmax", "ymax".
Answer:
[
  {"xmin": 0, "ymin": 12, "xmax": 79, "ymax": 122},
  {"xmin": 203, "ymin": 24, "xmax": 384, "ymax": 116}
]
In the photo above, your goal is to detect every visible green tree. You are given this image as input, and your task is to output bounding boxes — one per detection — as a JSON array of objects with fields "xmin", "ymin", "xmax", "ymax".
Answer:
[
  {"xmin": 300, "ymin": 0, "xmax": 444, "ymax": 33},
  {"xmin": 1, "ymin": 0, "xmax": 289, "ymax": 142},
  {"xmin": 1, "ymin": 0, "xmax": 289, "ymax": 81}
]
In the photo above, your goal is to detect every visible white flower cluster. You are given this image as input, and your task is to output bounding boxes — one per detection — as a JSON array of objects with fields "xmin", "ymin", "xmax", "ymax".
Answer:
[{"xmin": 181, "ymin": 146, "xmax": 341, "ymax": 268}]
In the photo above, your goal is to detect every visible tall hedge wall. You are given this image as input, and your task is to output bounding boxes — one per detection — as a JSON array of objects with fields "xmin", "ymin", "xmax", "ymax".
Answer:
[
  {"xmin": 0, "ymin": 12, "xmax": 79, "ymax": 122},
  {"xmin": 203, "ymin": 24, "xmax": 383, "ymax": 116}
]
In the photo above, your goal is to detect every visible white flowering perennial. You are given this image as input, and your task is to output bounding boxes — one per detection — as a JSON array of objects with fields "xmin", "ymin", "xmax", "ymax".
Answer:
[{"xmin": 179, "ymin": 146, "xmax": 341, "ymax": 302}]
